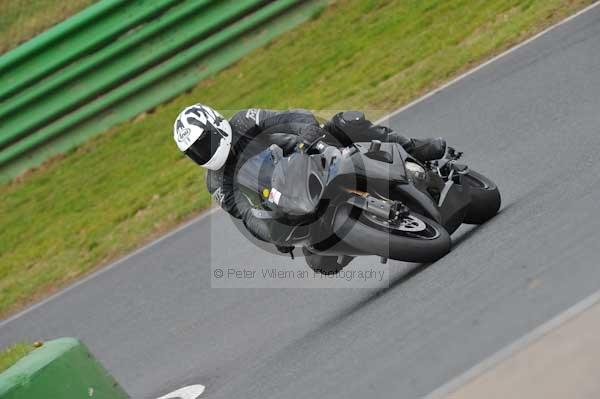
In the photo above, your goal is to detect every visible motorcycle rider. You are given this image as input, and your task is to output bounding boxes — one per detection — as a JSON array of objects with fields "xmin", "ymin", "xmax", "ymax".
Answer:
[{"xmin": 173, "ymin": 104, "xmax": 447, "ymax": 253}]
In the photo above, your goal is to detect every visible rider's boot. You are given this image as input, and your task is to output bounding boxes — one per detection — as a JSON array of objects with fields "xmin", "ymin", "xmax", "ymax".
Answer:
[{"xmin": 407, "ymin": 137, "xmax": 447, "ymax": 162}]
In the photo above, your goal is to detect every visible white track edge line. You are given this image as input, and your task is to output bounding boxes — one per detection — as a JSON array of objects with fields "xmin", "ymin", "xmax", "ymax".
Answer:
[{"xmin": 424, "ymin": 289, "xmax": 600, "ymax": 399}]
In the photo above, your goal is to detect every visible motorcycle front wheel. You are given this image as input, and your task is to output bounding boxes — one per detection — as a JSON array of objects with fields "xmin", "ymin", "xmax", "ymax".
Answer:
[{"xmin": 333, "ymin": 206, "xmax": 451, "ymax": 263}]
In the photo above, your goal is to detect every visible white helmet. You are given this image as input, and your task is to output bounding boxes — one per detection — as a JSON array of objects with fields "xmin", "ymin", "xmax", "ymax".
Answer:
[{"xmin": 173, "ymin": 104, "xmax": 232, "ymax": 170}]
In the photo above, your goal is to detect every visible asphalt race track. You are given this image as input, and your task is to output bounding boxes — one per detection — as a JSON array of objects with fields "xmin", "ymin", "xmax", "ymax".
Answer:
[{"xmin": 2, "ymin": 5, "xmax": 600, "ymax": 398}]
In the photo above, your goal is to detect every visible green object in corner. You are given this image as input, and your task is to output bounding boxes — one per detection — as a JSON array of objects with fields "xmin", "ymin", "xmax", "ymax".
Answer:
[{"xmin": 0, "ymin": 338, "xmax": 129, "ymax": 399}]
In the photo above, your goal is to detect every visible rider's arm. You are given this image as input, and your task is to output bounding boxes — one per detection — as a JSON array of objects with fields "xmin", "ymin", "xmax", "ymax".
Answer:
[
  {"xmin": 230, "ymin": 108, "xmax": 323, "ymax": 155},
  {"xmin": 232, "ymin": 109, "xmax": 319, "ymax": 137},
  {"xmin": 206, "ymin": 164, "xmax": 272, "ymax": 242},
  {"xmin": 206, "ymin": 168, "xmax": 240, "ymax": 218}
]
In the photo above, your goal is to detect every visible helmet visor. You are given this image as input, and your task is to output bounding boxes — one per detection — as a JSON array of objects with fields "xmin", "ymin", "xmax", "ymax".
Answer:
[{"xmin": 184, "ymin": 128, "xmax": 223, "ymax": 166}]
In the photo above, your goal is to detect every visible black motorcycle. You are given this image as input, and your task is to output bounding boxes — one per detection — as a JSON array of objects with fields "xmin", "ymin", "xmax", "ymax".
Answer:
[{"xmin": 236, "ymin": 138, "xmax": 500, "ymax": 274}]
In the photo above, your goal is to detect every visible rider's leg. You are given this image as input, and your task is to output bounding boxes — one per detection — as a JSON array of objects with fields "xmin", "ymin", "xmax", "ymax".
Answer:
[{"xmin": 325, "ymin": 111, "xmax": 447, "ymax": 161}]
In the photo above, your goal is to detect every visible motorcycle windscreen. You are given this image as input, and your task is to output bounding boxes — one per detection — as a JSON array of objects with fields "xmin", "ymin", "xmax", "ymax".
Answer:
[
  {"xmin": 236, "ymin": 148, "xmax": 276, "ymax": 204},
  {"xmin": 236, "ymin": 147, "xmax": 326, "ymax": 216},
  {"xmin": 269, "ymin": 151, "xmax": 326, "ymax": 217}
]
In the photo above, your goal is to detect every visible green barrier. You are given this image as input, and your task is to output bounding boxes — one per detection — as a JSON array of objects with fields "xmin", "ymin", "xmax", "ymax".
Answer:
[
  {"xmin": 0, "ymin": 0, "xmax": 179, "ymax": 101},
  {"xmin": 0, "ymin": 0, "xmax": 125, "ymax": 72},
  {"xmin": 0, "ymin": 0, "xmax": 266, "ymax": 148},
  {"xmin": 0, "ymin": 0, "xmax": 215, "ymax": 121},
  {"xmin": 0, "ymin": 0, "xmax": 326, "ymax": 183},
  {"xmin": 0, "ymin": 338, "xmax": 129, "ymax": 399}
]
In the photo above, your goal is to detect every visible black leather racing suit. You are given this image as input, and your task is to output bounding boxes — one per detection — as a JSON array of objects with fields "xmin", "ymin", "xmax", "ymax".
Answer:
[{"xmin": 206, "ymin": 109, "xmax": 442, "ymax": 245}]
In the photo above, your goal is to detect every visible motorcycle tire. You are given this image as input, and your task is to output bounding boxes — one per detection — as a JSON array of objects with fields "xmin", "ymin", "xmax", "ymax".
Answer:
[
  {"xmin": 333, "ymin": 206, "xmax": 451, "ymax": 263},
  {"xmin": 460, "ymin": 170, "xmax": 501, "ymax": 224}
]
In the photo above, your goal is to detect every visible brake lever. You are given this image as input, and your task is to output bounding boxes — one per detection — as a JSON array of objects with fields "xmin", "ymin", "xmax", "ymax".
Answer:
[{"xmin": 446, "ymin": 146, "xmax": 463, "ymax": 160}]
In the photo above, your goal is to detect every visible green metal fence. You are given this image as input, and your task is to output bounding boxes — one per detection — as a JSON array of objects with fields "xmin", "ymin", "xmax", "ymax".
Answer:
[{"xmin": 0, "ymin": 0, "xmax": 325, "ymax": 182}]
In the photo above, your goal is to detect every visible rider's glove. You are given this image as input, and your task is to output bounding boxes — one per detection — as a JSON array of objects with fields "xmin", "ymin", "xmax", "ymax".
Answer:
[
  {"xmin": 299, "ymin": 125, "xmax": 326, "ymax": 147},
  {"xmin": 268, "ymin": 134, "xmax": 302, "ymax": 156}
]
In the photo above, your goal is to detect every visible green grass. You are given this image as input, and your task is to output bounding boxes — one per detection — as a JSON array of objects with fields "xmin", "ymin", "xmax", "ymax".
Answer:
[
  {"xmin": 0, "ymin": 0, "xmax": 97, "ymax": 55},
  {"xmin": 0, "ymin": 342, "xmax": 32, "ymax": 374},
  {"xmin": 0, "ymin": 0, "xmax": 594, "ymax": 317}
]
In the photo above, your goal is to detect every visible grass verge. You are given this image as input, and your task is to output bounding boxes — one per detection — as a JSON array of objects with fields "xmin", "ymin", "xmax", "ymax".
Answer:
[
  {"xmin": 0, "ymin": 0, "xmax": 595, "ymax": 317},
  {"xmin": 0, "ymin": 0, "xmax": 96, "ymax": 55},
  {"xmin": 0, "ymin": 342, "xmax": 32, "ymax": 374}
]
